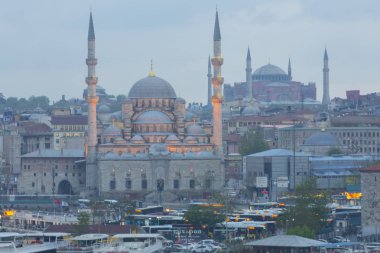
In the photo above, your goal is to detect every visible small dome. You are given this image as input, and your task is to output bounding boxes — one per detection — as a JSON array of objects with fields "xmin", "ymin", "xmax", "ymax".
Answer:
[
  {"xmin": 242, "ymin": 105, "xmax": 260, "ymax": 116},
  {"xmin": 130, "ymin": 135, "xmax": 145, "ymax": 144},
  {"xmin": 113, "ymin": 137, "xmax": 127, "ymax": 144},
  {"xmin": 135, "ymin": 110, "xmax": 173, "ymax": 124},
  {"xmin": 103, "ymin": 125, "xmax": 122, "ymax": 136},
  {"xmin": 98, "ymin": 104, "xmax": 111, "ymax": 113},
  {"xmin": 304, "ymin": 132, "xmax": 341, "ymax": 146},
  {"xmin": 128, "ymin": 76, "xmax": 177, "ymax": 99},
  {"xmin": 149, "ymin": 143, "xmax": 170, "ymax": 156},
  {"xmin": 184, "ymin": 136, "xmax": 198, "ymax": 144},
  {"xmin": 166, "ymin": 134, "xmax": 180, "ymax": 143},
  {"xmin": 187, "ymin": 124, "xmax": 206, "ymax": 135}
]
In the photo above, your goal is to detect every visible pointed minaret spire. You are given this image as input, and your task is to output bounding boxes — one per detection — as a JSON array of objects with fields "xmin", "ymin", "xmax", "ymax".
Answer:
[
  {"xmin": 213, "ymin": 10, "xmax": 221, "ymax": 42},
  {"xmin": 88, "ymin": 12, "xmax": 95, "ymax": 41},
  {"xmin": 322, "ymin": 48, "xmax": 330, "ymax": 107},
  {"xmin": 246, "ymin": 47, "xmax": 253, "ymax": 99},
  {"xmin": 211, "ymin": 9, "xmax": 224, "ymax": 154},
  {"xmin": 288, "ymin": 58, "xmax": 292, "ymax": 80},
  {"xmin": 207, "ymin": 56, "xmax": 212, "ymax": 106},
  {"xmin": 85, "ymin": 12, "xmax": 99, "ymax": 196}
]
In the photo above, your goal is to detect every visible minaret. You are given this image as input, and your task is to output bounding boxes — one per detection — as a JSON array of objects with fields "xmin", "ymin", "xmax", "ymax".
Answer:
[
  {"xmin": 207, "ymin": 56, "xmax": 212, "ymax": 106},
  {"xmin": 322, "ymin": 48, "xmax": 330, "ymax": 107},
  {"xmin": 246, "ymin": 47, "xmax": 252, "ymax": 99},
  {"xmin": 85, "ymin": 12, "xmax": 99, "ymax": 195},
  {"xmin": 211, "ymin": 10, "xmax": 223, "ymax": 153},
  {"xmin": 288, "ymin": 58, "xmax": 292, "ymax": 80}
]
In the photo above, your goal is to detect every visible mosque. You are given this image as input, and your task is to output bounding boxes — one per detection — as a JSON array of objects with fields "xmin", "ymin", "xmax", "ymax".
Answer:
[
  {"xmin": 223, "ymin": 51, "xmax": 318, "ymax": 104},
  {"xmin": 84, "ymin": 12, "xmax": 225, "ymax": 200}
]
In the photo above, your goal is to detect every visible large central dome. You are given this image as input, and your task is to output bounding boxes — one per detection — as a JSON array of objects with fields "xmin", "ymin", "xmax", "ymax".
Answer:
[
  {"xmin": 252, "ymin": 64, "xmax": 290, "ymax": 82},
  {"xmin": 128, "ymin": 75, "xmax": 177, "ymax": 99}
]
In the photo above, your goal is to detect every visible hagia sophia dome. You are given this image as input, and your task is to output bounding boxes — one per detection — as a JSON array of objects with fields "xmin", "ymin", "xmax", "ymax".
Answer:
[{"xmin": 252, "ymin": 63, "xmax": 291, "ymax": 82}]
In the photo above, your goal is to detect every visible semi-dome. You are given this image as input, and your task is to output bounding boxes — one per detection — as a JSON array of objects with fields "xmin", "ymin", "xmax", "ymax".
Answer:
[
  {"xmin": 187, "ymin": 124, "xmax": 206, "ymax": 135},
  {"xmin": 253, "ymin": 64, "xmax": 290, "ymax": 81},
  {"xmin": 304, "ymin": 132, "xmax": 341, "ymax": 146},
  {"xmin": 128, "ymin": 75, "xmax": 177, "ymax": 99},
  {"xmin": 134, "ymin": 110, "xmax": 173, "ymax": 124},
  {"xmin": 103, "ymin": 124, "xmax": 122, "ymax": 136}
]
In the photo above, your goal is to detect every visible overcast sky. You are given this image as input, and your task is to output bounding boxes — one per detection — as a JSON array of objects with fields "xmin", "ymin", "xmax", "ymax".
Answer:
[{"xmin": 0, "ymin": 0, "xmax": 379, "ymax": 104}]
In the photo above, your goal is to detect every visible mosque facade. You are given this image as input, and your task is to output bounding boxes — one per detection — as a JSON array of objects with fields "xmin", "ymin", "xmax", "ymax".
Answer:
[{"xmin": 84, "ymin": 12, "xmax": 225, "ymax": 200}]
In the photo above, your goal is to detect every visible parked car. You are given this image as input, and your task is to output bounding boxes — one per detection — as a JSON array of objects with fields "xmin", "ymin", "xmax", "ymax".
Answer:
[
  {"xmin": 191, "ymin": 244, "xmax": 213, "ymax": 253},
  {"xmin": 332, "ymin": 236, "xmax": 350, "ymax": 242}
]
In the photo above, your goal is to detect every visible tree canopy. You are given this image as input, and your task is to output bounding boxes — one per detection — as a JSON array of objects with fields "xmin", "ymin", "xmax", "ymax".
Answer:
[
  {"xmin": 239, "ymin": 129, "xmax": 270, "ymax": 156},
  {"xmin": 77, "ymin": 211, "xmax": 90, "ymax": 225},
  {"xmin": 277, "ymin": 178, "xmax": 330, "ymax": 238},
  {"xmin": 184, "ymin": 205, "xmax": 225, "ymax": 231}
]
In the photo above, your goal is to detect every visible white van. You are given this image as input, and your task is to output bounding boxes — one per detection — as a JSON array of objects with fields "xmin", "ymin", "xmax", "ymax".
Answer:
[{"xmin": 104, "ymin": 199, "xmax": 118, "ymax": 205}]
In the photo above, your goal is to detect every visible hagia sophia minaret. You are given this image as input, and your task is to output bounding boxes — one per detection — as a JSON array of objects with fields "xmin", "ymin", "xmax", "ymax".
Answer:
[
  {"xmin": 322, "ymin": 48, "xmax": 330, "ymax": 107},
  {"xmin": 85, "ymin": 12, "xmax": 99, "ymax": 194},
  {"xmin": 207, "ymin": 56, "xmax": 212, "ymax": 106},
  {"xmin": 288, "ymin": 58, "xmax": 292, "ymax": 80},
  {"xmin": 211, "ymin": 10, "xmax": 224, "ymax": 153},
  {"xmin": 246, "ymin": 47, "xmax": 252, "ymax": 99}
]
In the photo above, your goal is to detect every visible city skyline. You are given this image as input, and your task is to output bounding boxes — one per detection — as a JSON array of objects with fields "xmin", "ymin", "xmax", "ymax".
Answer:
[{"xmin": 0, "ymin": 0, "xmax": 379, "ymax": 104}]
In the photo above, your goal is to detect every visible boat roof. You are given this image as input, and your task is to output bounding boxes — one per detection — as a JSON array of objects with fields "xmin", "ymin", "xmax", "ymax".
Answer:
[
  {"xmin": 43, "ymin": 232, "xmax": 71, "ymax": 237},
  {"xmin": 0, "ymin": 232, "xmax": 20, "ymax": 237},
  {"xmin": 112, "ymin": 233, "xmax": 161, "ymax": 239},
  {"xmin": 71, "ymin": 234, "xmax": 108, "ymax": 241}
]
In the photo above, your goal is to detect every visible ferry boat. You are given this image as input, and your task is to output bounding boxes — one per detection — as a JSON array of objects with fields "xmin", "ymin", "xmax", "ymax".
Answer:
[
  {"xmin": 57, "ymin": 234, "xmax": 108, "ymax": 253},
  {"xmin": 0, "ymin": 232, "xmax": 70, "ymax": 253},
  {"xmin": 93, "ymin": 234, "xmax": 164, "ymax": 253}
]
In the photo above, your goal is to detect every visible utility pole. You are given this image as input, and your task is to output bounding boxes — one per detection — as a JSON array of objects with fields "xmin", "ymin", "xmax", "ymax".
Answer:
[{"xmin": 293, "ymin": 120, "xmax": 296, "ymax": 190}]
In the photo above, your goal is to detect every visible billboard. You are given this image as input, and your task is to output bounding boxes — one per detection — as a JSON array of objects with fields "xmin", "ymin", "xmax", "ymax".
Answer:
[
  {"xmin": 256, "ymin": 177, "xmax": 268, "ymax": 188},
  {"xmin": 277, "ymin": 177, "xmax": 289, "ymax": 188}
]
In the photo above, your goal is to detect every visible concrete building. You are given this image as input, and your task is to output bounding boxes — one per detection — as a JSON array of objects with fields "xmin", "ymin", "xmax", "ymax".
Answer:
[
  {"xmin": 51, "ymin": 115, "xmax": 87, "ymax": 150},
  {"xmin": 244, "ymin": 149, "xmax": 310, "ymax": 201},
  {"xmin": 278, "ymin": 126, "xmax": 380, "ymax": 155},
  {"xmin": 17, "ymin": 149, "xmax": 86, "ymax": 195},
  {"xmin": 311, "ymin": 155, "xmax": 373, "ymax": 192},
  {"xmin": 360, "ymin": 164, "xmax": 380, "ymax": 236},
  {"xmin": 244, "ymin": 149, "xmax": 374, "ymax": 201}
]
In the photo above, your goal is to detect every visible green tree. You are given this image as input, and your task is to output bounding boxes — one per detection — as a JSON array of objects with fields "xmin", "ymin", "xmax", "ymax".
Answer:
[
  {"xmin": 116, "ymin": 94, "xmax": 127, "ymax": 103},
  {"xmin": 184, "ymin": 205, "xmax": 226, "ymax": 235},
  {"xmin": 287, "ymin": 226, "xmax": 315, "ymax": 239},
  {"xmin": 90, "ymin": 201, "xmax": 107, "ymax": 224},
  {"xmin": 277, "ymin": 178, "xmax": 330, "ymax": 238},
  {"xmin": 239, "ymin": 129, "xmax": 269, "ymax": 156},
  {"xmin": 28, "ymin": 96, "xmax": 50, "ymax": 108},
  {"xmin": 327, "ymin": 147, "xmax": 343, "ymax": 156},
  {"xmin": 77, "ymin": 211, "xmax": 90, "ymax": 225}
]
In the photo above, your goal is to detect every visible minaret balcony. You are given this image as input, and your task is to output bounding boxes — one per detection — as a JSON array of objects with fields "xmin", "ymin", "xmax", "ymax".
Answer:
[
  {"xmin": 211, "ymin": 58, "xmax": 224, "ymax": 65},
  {"xmin": 86, "ymin": 58, "xmax": 98, "ymax": 65},
  {"xmin": 86, "ymin": 77, "xmax": 98, "ymax": 85},
  {"xmin": 212, "ymin": 77, "xmax": 224, "ymax": 85}
]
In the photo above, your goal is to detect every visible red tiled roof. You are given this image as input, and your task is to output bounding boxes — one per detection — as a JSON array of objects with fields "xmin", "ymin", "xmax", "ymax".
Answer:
[
  {"xmin": 51, "ymin": 115, "xmax": 87, "ymax": 125},
  {"xmin": 19, "ymin": 122, "xmax": 52, "ymax": 135},
  {"xmin": 360, "ymin": 164, "xmax": 380, "ymax": 172}
]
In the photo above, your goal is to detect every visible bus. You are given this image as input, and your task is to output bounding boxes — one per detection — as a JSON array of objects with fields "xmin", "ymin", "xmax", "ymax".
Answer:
[
  {"xmin": 135, "ymin": 206, "xmax": 164, "ymax": 215},
  {"xmin": 0, "ymin": 195, "xmax": 71, "ymax": 209}
]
